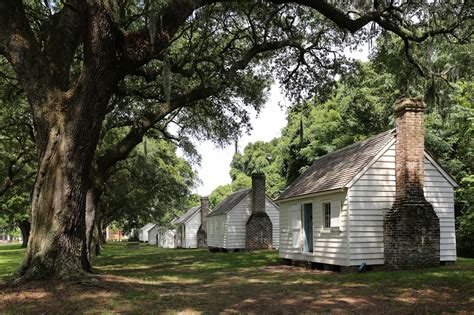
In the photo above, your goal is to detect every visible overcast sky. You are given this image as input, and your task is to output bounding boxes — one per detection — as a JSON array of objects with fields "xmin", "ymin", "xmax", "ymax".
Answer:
[
  {"xmin": 192, "ymin": 85, "xmax": 288, "ymax": 195},
  {"xmin": 191, "ymin": 45, "xmax": 369, "ymax": 196}
]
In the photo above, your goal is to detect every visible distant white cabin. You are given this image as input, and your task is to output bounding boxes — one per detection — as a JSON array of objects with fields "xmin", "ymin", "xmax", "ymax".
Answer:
[
  {"xmin": 148, "ymin": 225, "xmax": 176, "ymax": 248},
  {"xmin": 0, "ymin": 228, "xmax": 21, "ymax": 244},
  {"xmin": 175, "ymin": 206, "xmax": 202, "ymax": 249},
  {"xmin": 207, "ymin": 186, "xmax": 280, "ymax": 250},
  {"xmin": 138, "ymin": 223, "xmax": 156, "ymax": 243},
  {"xmin": 276, "ymin": 129, "xmax": 458, "ymax": 267}
]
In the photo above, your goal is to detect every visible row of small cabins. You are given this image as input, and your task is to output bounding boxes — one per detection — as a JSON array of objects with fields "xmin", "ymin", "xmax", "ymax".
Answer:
[
  {"xmin": 140, "ymin": 99, "xmax": 458, "ymax": 269},
  {"xmin": 139, "ymin": 173, "xmax": 280, "ymax": 250}
]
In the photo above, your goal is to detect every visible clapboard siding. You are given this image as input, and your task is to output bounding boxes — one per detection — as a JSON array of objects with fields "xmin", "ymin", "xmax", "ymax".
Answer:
[
  {"xmin": 207, "ymin": 215, "xmax": 227, "ymax": 248},
  {"xmin": 153, "ymin": 228, "xmax": 175, "ymax": 248},
  {"xmin": 209, "ymin": 195, "xmax": 279, "ymax": 249},
  {"xmin": 266, "ymin": 199, "xmax": 280, "ymax": 248},
  {"xmin": 226, "ymin": 194, "xmax": 252, "ymax": 248},
  {"xmin": 184, "ymin": 211, "xmax": 201, "ymax": 248},
  {"xmin": 148, "ymin": 226, "xmax": 159, "ymax": 245},
  {"xmin": 278, "ymin": 191, "xmax": 350, "ymax": 266},
  {"xmin": 348, "ymin": 143, "xmax": 456, "ymax": 265}
]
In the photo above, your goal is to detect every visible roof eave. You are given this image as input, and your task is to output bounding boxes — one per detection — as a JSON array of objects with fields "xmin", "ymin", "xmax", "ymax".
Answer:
[
  {"xmin": 275, "ymin": 188, "xmax": 347, "ymax": 204},
  {"xmin": 182, "ymin": 207, "xmax": 201, "ymax": 224},
  {"xmin": 345, "ymin": 137, "xmax": 397, "ymax": 188},
  {"xmin": 208, "ymin": 189, "xmax": 251, "ymax": 217},
  {"xmin": 423, "ymin": 151, "xmax": 459, "ymax": 188}
]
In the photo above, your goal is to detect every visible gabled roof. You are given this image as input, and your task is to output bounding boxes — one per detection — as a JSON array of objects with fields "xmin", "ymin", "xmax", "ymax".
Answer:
[
  {"xmin": 208, "ymin": 188, "xmax": 251, "ymax": 217},
  {"xmin": 174, "ymin": 206, "xmax": 201, "ymax": 225},
  {"xmin": 140, "ymin": 223, "xmax": 156, "ymax": 232},
  {"xmin": 277, "ymin": 129, "xmax": 396, "ymax": 201}
]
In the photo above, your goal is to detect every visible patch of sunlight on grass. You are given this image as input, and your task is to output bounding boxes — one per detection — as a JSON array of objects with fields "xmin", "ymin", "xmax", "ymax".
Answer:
[
  {"xmin": 2, "ymin": 242, "xmax": 474, "ymax": 314},
  {"xmin": 164, "ymin": 308, "xmax": 200, "ymax": 315},
  {"xmin": 156, "ymin": 275, "xmax": 201, "ymax": 284},
  {"xmin": 0, "ymin": 244, "xmax": 25, "ymax": 281},
  {"xmin": 98, "ymin": 264, "xmax": 153, "ymax": 271}
]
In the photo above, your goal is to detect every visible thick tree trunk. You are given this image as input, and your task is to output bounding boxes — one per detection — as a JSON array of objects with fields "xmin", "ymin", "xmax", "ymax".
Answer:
[
  {"xmin": 15, "ymin": 95, "xmax": 108, "ymax": 281},
  {"xmin": 85, "ymin": 181, "xmax": 103, "ymax": 259},
  {"xmin": 5, "ymin": 0, "xmax": 127, "ymax": 282},
  {"xmin": 89, "ymin": 207, "xmax": 104, "ymax": 257},
  {"xmin": 99, "ymin": 218, "xmax": 106, "ymax": 246},
  {"xmin": 92, "ymin": 216, "xmax": 102, "ymax": 257},
  {"xmin": 18, "ymin": 220, "xmax": 30, "ymax": 248}
]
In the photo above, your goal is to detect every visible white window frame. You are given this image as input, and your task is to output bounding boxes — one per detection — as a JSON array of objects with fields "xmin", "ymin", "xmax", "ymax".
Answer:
[{"xmin": 323, "ymin": 202, "xmax": 331, "ymax": 230}]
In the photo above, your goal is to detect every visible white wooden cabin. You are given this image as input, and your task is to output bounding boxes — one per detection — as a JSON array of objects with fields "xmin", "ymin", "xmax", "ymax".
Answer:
[
  {"xmin": 207, "ymin": 180, "xmax": 280, "ymax": 250},
  {"xmin": 158, "ymin": 228, "xmax": 176, "ymax": 248},
  {"xmin": 138, "ymin": 223, "xmax": 156, "ymax": 243},
  {"xmin": 175, "ymin": 206, "xmax": 202, "ymax": 249},
  {"xmin": 277, "ymin": 129, "xmax": 458, "ymax": 267},
  {"xmin": 0, "ymin": 229, "xmax": 21, "ymax": 244},
  {"xmin": 147, "ymin": 225, "xmax": 176, "ymax": 248}
]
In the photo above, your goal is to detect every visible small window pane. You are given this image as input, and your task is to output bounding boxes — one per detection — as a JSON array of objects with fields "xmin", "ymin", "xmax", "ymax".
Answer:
[{"xmin": 324, "ymin": 203, "xmax": 331, "ymax": 228}]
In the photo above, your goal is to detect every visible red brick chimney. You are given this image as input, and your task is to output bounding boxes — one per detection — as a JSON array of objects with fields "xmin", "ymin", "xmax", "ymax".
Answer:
[
  {"xmin": 200, "ymin": 196, "xmax": 209, "ymax": 232},
  {"xmin": 384, "ymin": 98, "xmax": 440, "ymax": 269},
  {"xmin": 246, "ymin": 173, "xmax": 273, "ymax": 250},
  {"xmin": 394, "ymin": 98, "xmax": 426, "ymax": 202},
  {"xmin": 197, "ymin": 196, "xmax": 209, "ymax": 248},
  {"xmin": 251, "ymin": 173, "xmax": 266, "ymax": 213}
]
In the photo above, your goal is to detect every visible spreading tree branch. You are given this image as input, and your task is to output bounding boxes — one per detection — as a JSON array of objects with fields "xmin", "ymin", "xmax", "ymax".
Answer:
[{"xmin": 0, "ymin": 0, "xmax": 48, "ymax": 106}]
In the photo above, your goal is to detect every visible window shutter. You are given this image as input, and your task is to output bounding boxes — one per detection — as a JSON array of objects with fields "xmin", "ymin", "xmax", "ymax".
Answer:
[
  {"xmin": 330, "ymin": 200, "xmax": 341, "ymax": 228},
  {"xmin": 291, "ymin": 205, "xmax": 302, "ymax": 249}
]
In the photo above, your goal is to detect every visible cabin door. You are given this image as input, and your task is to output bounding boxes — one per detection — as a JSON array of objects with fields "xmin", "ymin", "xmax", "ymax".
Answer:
[{"xmin": 302, "ymin": 203, "xmax": 313, "ymax": 253}]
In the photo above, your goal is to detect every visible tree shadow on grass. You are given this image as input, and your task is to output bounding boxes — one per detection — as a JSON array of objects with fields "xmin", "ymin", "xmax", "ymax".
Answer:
[
  {"xmin": 1, "ymin": 244, "xmax": 473, "ymax": 314},
  {"xmin": 1, "ymin": 270, "xmax": 472, "ymax": 314}
]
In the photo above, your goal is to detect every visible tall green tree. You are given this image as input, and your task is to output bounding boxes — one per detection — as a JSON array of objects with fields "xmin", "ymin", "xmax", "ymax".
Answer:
[
  {"xmin": 280, "ymin": 60, "xmax": 401, "ymax": 184},
  {"xmin": 372, "ymin": 33, "xmax": 473, "ymax": 256},
  {"xmin": 230, "ymin": 139, "xmax": 286, "ymax": 198},
  {"xmin": 93, "ymin": 138, "xmax": 197, "ymax": 253},
  {"xmin": 0, "ymin": 66, "xmax": 35, "ymax": 248}
]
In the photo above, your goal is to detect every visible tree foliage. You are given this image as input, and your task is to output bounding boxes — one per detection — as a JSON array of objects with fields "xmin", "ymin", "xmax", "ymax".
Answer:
[
  {"xmin": 0, "ymin": 61, "xmax": 35, "ymax": 245},
  {"xmin": 101, "ymin": 138, "xmax": 197, "ymax": 232}
]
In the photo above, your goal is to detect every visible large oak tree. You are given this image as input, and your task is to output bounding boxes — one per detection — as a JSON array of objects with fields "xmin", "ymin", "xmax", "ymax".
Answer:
[{"xmin": 0, "ymin": 0, "xmax": 469, "ymax": 281}]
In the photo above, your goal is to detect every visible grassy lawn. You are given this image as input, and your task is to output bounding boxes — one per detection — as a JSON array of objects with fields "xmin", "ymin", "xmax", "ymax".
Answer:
[
  {"xmin": 1, "ymin": 243, "xmax": 473, "ymax": 314},
  {"xmin": 0, "ymin": 244, "xmax": 24, "ymax": 280}
]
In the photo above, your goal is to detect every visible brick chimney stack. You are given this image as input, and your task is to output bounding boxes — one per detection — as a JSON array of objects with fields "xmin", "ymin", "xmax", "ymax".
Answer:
[
  {"xmin": 251, "ymin": 173, "xmax": 266, "ymax": 213},
  {"xmin": 246, "ymin": 173, "xmax": 273, "ymax": 250},
  {"xmin": 394, "ymin": 98, "xmax": 426, "ymax": 202},
  {"xmin": 384, "ymin": 98, "xmax": 440, "ymax": 269},
  {"xmin": 200, "ymin": 196, "xmax": 209, "ymax": 232},
  {"xmin": 197, "ymin": 196, "xmax": 209, "ymax": 248}
]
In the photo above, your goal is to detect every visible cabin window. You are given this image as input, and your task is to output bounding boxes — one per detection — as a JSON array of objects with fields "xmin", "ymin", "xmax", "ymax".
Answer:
[
  {"xmin": 302, "ymin": 203, "xmax": 313, "ymax": 252},
  {"xmin": 323, "ymin": 202, "xmax": 331, "ymax": 229}
]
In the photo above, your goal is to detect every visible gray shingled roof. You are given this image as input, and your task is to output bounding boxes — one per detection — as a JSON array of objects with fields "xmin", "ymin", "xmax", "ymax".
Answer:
[
  {"xmin": 174, "ymin": 206, "xmax": 201, "ymax": 225},
  {"xmin": 277, "ymin": 129, "xmax": 396, "ymax": 201},
  {"xmin": 140, "ymin": 223, "xmax": 156, "ymax": 232},
  {"xmin": 208, "ymin": 188, "xmax": 251, "ymax": 217}
]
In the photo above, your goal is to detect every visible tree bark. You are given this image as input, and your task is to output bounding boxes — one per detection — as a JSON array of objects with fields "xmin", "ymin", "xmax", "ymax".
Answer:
[
  {"xmin": 14, "ymin": 105, "xmax": 106, "ymax": 281},
  {"xmin": 18, "ymin": 220, "xmax": 30, "ymax": 248},
  {"xmin": 92, "ymin": 214, "xmax": 103, "ymax": 257},
  {"xmin": 85, "ymin": 175, "xmax": 104, "ymax": 258},
  {"xmin": 8, "ymin": 1, "xmax": 123, "ymax": 282},
  {"xmin": 88, "ymin": 196, "xmax": 105, "ymax": 257}
]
